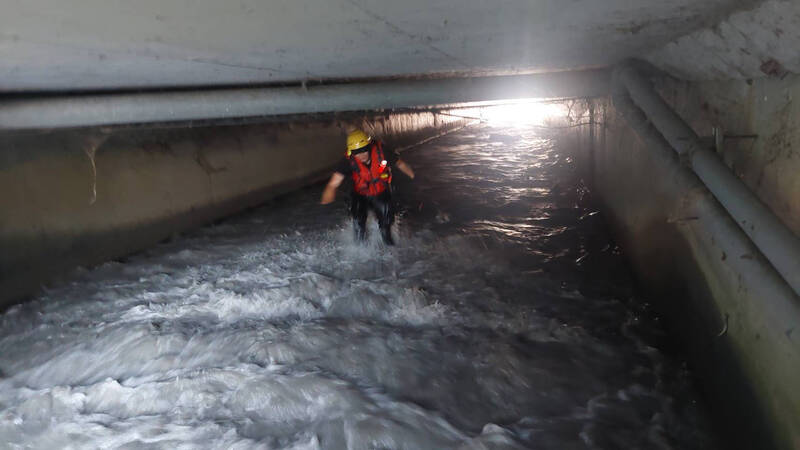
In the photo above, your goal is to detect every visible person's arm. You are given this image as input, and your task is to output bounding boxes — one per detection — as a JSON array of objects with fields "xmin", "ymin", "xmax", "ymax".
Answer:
[
  {"xmin": 395, "ymin": 159, "xmax": 415, "ymax": 179},
  {"xmin": 320, "ymin": 172, "xmax": 346, "ymax": 204}
]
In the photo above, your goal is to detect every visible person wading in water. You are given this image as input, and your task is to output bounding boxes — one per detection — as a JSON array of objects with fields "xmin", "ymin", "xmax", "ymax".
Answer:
[{"xmin": 320, "ymin": 129, "xmax": 415, "ymax": 245}]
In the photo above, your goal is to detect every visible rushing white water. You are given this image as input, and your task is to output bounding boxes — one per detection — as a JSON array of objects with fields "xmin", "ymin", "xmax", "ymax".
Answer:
[{"xmin": 0, "ymin": 124, "xmax": 714, "ymax": 449}]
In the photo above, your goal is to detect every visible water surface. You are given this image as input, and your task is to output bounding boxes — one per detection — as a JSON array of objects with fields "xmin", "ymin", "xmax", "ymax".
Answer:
[{"xmin": 0, "ymin": 124, "xmax": 714, "ymax": 449}]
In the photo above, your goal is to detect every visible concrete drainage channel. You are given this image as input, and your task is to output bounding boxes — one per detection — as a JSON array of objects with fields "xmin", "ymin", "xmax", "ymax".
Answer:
[
  {"xmin": 1, "ymin": 64, "xmax": 799, "ymax": 449},
  {"xmin": 0, "ymin": 70, "xmax": 609, "ymax": 308},
  {"xmin": 0, "ymin": 110, "xmax": 472, "ymax": 309}
]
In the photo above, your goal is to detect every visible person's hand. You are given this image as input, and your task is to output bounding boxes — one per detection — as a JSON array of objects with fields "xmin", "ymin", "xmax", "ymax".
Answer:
[
  {"xmin": 320, "ymin": 173, "xmax": 344, "ymax": 204},
  {"xmin": 397, "ymin": 160, "xmax": 415, "ymax": 180}
]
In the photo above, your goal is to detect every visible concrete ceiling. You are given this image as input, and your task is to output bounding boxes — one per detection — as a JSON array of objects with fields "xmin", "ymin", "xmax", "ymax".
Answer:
[
  {"xmin": 647, "ymin": 0, "xmax": 800, "ymax": 80},
  {"xmin": 1, "ymin": 0, "xmax": 758, "ymax": 92}
]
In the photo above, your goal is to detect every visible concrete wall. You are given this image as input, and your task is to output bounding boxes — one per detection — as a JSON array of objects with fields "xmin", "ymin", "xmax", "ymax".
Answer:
[
  {"xmin": 564, "ymin": 76, "xmax": 800, "ymax": 450},
  {"xmin": 0, "ymin": 111, "xmax": 468, "ymax": 309},
  {"xmin": 656, "ymin": 75, "xmax": 800, "ymax": 234}
]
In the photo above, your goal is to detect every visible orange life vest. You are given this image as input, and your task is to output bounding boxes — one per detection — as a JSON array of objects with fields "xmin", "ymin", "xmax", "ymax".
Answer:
[{"xmin": 350, "ymin": 142, "xmax": 392, "ymax": 196}]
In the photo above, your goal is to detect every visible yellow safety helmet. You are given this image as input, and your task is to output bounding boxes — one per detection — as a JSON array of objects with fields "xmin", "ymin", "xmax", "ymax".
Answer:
[{"xmin": 346, "ymin": 130, "xmax": 372, "ymax": 157}]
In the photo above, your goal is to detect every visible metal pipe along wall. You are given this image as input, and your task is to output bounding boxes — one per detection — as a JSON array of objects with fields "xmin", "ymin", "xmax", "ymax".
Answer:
[
  {"xmin": 615, "ymin": 65, "xmax": 800, "ymax": 297},
  {"xmin": 0, "ymin": 70, "xmax": 609, "ymax": 130}
]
